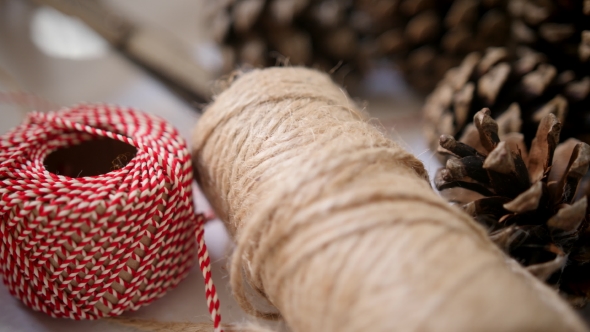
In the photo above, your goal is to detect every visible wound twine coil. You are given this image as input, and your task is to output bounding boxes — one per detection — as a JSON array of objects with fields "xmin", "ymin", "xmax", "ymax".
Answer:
[
  {"xmin": 192, "ymin": 67, "xmax": 587, "ymax": 331},
  {"xmin": 0, "ymin": 104, "xmax": 221, "ymax": 329}
]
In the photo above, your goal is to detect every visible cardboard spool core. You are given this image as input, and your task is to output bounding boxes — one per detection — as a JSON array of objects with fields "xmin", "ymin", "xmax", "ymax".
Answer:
[{"xmin": 45, "ymin": 137, "xmax": 137, "ymax": 177}]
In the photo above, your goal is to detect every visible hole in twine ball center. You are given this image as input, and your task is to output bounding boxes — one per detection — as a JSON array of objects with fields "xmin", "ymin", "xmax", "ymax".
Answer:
[{"xmin": 44, "ymin": 137, "xmax": 137, "ymax": 177}]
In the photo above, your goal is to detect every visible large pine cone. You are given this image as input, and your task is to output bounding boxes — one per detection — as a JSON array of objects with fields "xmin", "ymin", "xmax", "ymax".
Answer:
[
  {"xmin": 509, "ymin": 0, "xmax": 590, "ymax": 74},
  {"xmin": 370, "ymin": 0, "xmax": 510, "ymax": 91},
  {"xmin": 423, "ymin": 47, "xmax": 590, "ymax": 160},
  {"xmin": 436, "ymin": 108, "xmax": 590, "ymax": 306},
  {"xmin": 210, "ymin": 0, "xmax": 510, "ymax": 92},
  {"xmin": 209, "ymin": 0, "xmax": 372, "ymax": 86}
]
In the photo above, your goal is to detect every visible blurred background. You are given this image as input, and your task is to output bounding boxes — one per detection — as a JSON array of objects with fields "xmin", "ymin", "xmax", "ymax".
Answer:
[{"xmin": 0, "ymin": 0, "xmax": 590, "ymax": 332}]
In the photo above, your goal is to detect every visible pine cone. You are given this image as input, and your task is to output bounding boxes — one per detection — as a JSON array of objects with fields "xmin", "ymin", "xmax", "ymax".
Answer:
[
  {"xmin": 210, "ymin": 0, "xmax": 510, "ymax": 92},
  {"xmin": 509, "ymin": 0, "xmax": 590, "ymax": 74},
  {"xmin": 369, "ymin": 0, "xmax": 510, "ymax": 91},
  {"xmin": 436, "ymin": 108, "xmax": 590, "ymax": 305},
  {"xmin": 210, "ymin": 0, "xmax": 370, "ymax": 87},
  {"xmin": 423, "ymin": 46, "xmax": 590, "ymax": 161}
]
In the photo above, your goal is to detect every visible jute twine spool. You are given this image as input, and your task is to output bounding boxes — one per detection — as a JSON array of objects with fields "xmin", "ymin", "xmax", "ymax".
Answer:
[
  {"xmin": 192, "ymin": 67, "xmax": 587, "ymax": 331},
  {"xmin": 0, "ymin": 104, "xmax": 221, "ymax": 327}
]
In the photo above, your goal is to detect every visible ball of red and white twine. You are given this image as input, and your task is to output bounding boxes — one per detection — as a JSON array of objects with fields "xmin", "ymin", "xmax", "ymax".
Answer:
[{"xmin": 0, "ymin": 104, "xmax": 222, "ymax": 330}]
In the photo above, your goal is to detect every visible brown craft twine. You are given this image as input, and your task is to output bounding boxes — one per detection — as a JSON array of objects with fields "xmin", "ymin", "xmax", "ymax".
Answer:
[{"xmin": 192, "ymin": 67, "xmax": 587, "ymax": 331}]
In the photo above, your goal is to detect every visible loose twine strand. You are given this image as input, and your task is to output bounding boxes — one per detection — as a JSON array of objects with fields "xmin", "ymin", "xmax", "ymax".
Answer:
[
  {"xmin": 0, "ymin": 64, "xmax": 58, "ymax": 115},
  {"xmin": 192, "ymin": 67, "xmax": 587, "ymax": 331},
  {"xmin": 0, "ymin": 105, "xmax": 221, "ymax": 330},
  {"xmin": 0, "ymin": 90, "xmax": 59, "ymax": 114}
]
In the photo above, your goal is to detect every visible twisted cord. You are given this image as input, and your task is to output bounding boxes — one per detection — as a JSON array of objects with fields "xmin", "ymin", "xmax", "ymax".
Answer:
[{"xmin": 0, "ymin": 104, "xmax": 222, "ymax": 330}]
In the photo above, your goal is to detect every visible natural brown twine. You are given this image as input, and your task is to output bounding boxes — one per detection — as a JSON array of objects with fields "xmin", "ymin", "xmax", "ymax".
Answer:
[{"xmin": 192, "ymin": 67, "xmax": 587, "ymax": 331}]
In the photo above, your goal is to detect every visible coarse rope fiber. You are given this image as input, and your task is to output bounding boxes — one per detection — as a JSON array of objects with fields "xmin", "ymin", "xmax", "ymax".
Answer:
[
  {"xmin": 0, "ymin": 104, "xmax": 221, "ymax": 330},
  {"xmin": 192, "ymin": 67, "xmax": 588, "ymax": 331}
]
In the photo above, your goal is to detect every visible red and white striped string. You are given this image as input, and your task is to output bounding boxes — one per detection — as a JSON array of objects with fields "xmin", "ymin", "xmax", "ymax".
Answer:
[{"xmin": 0, "ymin": 104, "xmax": 222, "ymax": 331}]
